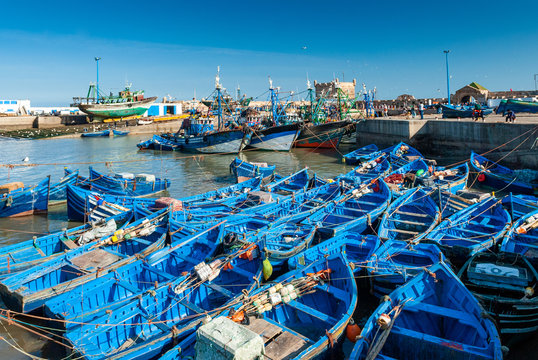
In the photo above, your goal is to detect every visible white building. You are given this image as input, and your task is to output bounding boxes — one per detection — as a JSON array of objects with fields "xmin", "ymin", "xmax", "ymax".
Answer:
[{"xmin": 0, "ymin": 99, "xmax": 31, "ymax": 115}]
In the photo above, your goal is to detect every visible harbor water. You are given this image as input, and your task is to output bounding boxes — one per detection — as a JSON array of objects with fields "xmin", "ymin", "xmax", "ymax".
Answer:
[{"xmin": 0, "ymin": 135, "xmax": 535, "ymax": 359}]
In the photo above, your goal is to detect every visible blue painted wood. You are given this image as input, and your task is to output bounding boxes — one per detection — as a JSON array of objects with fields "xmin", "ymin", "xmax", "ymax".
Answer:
[
  {"xmin": 302, "ymin": 179, "xmax": 391, "ymax": 240},
  {"xmin": 43, "ymin": 221, "xmax": 226, "ymax": 330},
  {"xmin": 80, "ymin": 129, "xmax": 111, "ymax": 137},
  {"xmin": 343, "ymin": 144, "xmax": 379, "ymax": 165},
  {"xmin": 367, "ymin": 240, "xmax": 445, "ymax": 297},
  {"xmin": 458, "ymin": 251, "xmax": 538, "ymax": 337},
  {"xmin": 229, "ymin": 157, "xmax": 275, "ymax": 182},
  {"xmin": 0, "ymin": 208, "xmax": 170, "ymax": 313},
  {"xmin": 63, "ymin": 254, "xmax": 262, "ymax": 360},
  {"xmin": 502, "ymin": 193, "xmax": 538, "ymax": 221},
  {"xmin": 0, "ymin": 176, "xmax": 50, "ymax": 217},
  {"xmin": 501, "ymin": 207, "xmax": 538, "ymax": 267},
  {"xmin": 470, "ymin": 151, "xmax": 538, "ymax": 195},
  {"xmin": 425, "ymin": 197, "xmax": 511, "ymax": 262},
  {"xmin": 377, "ymin": 188, "xmax": 441, "ymax": 243},
  {"xmin": 351, "ymin": 262, "xmax": 502, "ymax": 360},
  {"xmin": 288, "ymin": 232, "xmax": 380, "ymax": 272}
]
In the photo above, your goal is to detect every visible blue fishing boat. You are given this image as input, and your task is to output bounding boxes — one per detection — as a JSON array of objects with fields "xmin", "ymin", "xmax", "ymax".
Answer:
[
  {"xmin": 343, "ymin": 144, "xmax": 379, "ymax": 165},
  {"xmin": 502, "ymin": 193, "xmax": 538, "ymax": 221},
  {"xmin": 64, "ymin": 249, "xmax": 262, "ymax": 360},
  {"xmin": 389, "ymin": 142, "xmax": 424, "ymax": 168},
  {"xmin": 339, "ymin": 154, "xmax": 391, "ymax": 184},
  {"xmin": 226, "ymin": 222, "xmax": 317, "ymax": 271},
  {"xmin": 88, "ymin": 166, "xmax": 170, "ymax": 195},
  {"xmin": 501, "ymin": 208, "xmax": 538, "ymax": 266},
  {"xmin": 383, "ymin": 158, "xmax": 430, "ymax": 198},
  {"xmin": 441, "ymin": 104, "xmax": 493, "ymax": 118},
  {"xmin": 0, "ymin": 176, "xmax": 50, "ymax": 217},
  {"xmin": 458, "ymin": 251, "xmax": 538, "ymax": 339},
  {"xmin": 43, "ymin": 221, "xmax": 226, "ymax": 330},
  {"xmin": 377, "ymin": 188, "xmax": 441, "ymax": 243},
  {"xmin": 367, "ymin": 240, "xmax": 445, "ymax": 297},
  {"xmin": 287, "ymin": 233, "xmax": 380, "ymax": 272},
  {"xmin": 470, "ymin": 151, "xmax": 538, "ymax": 195},
  {"xmin": 229, "ymin": 157, "xmax": 276, "ymax": 183},
  {"xmin": 0, "ymin": 208, "xmax": 169, "ymax": 313},
  {"xmin": 350, "ymin": 262, "xmax": 502, "ymax": 360},
  {"xmin": 422, "ymin": 163, "xmax": 470, "ymax": 194},
  {"xmin": 263, "ymin": 167, "xmax": 310, "ymax": 194},
  {"xmin": 303, "ymin": 179, "xmax": 391, "ymax": 239},
  {"xmin": 245, "ymin": 181, "xmax": 346, "ymax": 224},
  {"xmin": 48, "ymin": 169, "xmax": 80, "ymax": 205},
  {"xmin": 213, "ymin": 253, "xmax": 356, "ymax": 360},
  {"xmin": 0, "ymin": 211, "xmax": 133, "ymax": 279},
  {"xmin": 80, "ymin": 129, "xmax": 111, "ymax": 137},
  {"xmin": 425, "ymin": 197, "xmax": 510, "ymax": 262},
  {"xmin": 248, "ymin": 123, "xmax": 301, "ymax": 151},
  {"xmin": 112, "ymin": 129, "xmax": 129, "ymax": 136}
]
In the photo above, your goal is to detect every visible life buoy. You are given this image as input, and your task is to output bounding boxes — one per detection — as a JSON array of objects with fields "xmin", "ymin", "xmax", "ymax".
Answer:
[{"xmin": 477, "ymin": 173, "xmax": 486, "ymax": 182}]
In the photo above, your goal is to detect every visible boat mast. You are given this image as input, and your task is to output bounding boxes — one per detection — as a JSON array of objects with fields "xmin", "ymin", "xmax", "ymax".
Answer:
[
  {"xmin": 215, "ymin": 66, "xmax": 223, "ymax": 130},
  {"xmin": 307, "ymin": 78, "xmax": 314, "ymax": 121},
  {"xmin": 95, "ymin": 57, "xmax": 101, "ymax": 103},
  {"xmin": 269, "ymin": 77, "xmax": 279, "ymax": 126}
]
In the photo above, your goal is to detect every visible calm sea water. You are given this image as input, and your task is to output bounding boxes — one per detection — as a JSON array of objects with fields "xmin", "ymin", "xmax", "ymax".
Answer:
[
  {"xmin": 0, "ymin": 135, "xmax": 352, "ymax": 359},
  {"xmin": 0, "ymin": 135, "xmax": 534, "ymax": 359}
]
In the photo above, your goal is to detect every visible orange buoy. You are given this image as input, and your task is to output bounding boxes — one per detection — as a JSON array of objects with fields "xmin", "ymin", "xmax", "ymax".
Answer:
[
  {"xmin": 346, "ymin": 318, "xmax": 361, "ymax": 343},
  {"xmin": 477, "ymin": 173, "xmax": 486, "ymax": 182}
]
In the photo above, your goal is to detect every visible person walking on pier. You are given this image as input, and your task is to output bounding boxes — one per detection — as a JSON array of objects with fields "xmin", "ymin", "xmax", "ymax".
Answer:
[
  {"xmin": 382, "ymin": 104, "xmax": 388, "ymax": 117},
  {"xmin": 411, "ymin": 104, "xmax": 416, "ymax": 118},
  {"xmin": 419, "ymin": 103, "xmax": 424, "ymax": 120}
]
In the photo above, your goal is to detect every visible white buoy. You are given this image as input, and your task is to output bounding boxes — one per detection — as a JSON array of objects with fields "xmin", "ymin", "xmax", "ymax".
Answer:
[{"xmin": 22, "ymin": 157, "xmax": 29, "ymax": 162}]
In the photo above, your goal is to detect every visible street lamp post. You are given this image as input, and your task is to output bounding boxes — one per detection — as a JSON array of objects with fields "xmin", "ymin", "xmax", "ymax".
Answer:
[
  {"xmin": 95, "ymin": 57, "xmax": 101, "ymax": 103},
  {"xmin": 443, "ymin": 50, "xmax": 450, "ymax": 104}
]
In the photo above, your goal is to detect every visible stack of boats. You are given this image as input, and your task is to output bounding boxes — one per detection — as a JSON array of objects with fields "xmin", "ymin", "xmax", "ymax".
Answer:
[{"xmin": 1, "ymin": 141, "xmax": 538, "ymax": 359}]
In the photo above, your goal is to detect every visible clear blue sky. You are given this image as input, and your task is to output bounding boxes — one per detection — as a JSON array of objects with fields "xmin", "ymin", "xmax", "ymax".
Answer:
[{"xmin": 1, "ymin": 0, "xmax": 537, "ymax": 106}]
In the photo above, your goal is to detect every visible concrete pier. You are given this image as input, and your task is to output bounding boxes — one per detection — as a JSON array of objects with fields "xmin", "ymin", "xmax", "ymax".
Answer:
[{"xmin": 356, "ymin": 114, "xmax": 538, "ymax": 168}]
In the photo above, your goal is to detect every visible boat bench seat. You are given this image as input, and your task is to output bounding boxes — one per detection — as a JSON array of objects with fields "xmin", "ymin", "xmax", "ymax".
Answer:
[
  {"xmin": 394, "ymin": 210, "xmax": 429, "ymax": 218},
  {"xmin": 205, "ymin": 283, "xmax": 234, "ymax": 298},
  {"xmin": 131, "ymin": 238, "xmax": 152, "ymax": 246},
  {"xmin": 387, "ymin": 218, "xmax": 427, "ymax": 227},
  {"xmin": 286, "ymin": 300, "xmax": 337, "ymax": 325},
  {"xmin": 405, "ymin": 303, "xmax": 476, "ymax": 324},
  {"xmin": 143, "ymin": 265, "xmax": 175, "ymax": 281},
  {"xmin": 178, "ymin": 298, "xmax": 206, "ymax": 314},
  {"xmin": 316, "ymin": 283, "xmax": 348, "ymax": 300},
  {"xmin": 468, "ymin": 221, "xmax": 503, "ymax": 230}
]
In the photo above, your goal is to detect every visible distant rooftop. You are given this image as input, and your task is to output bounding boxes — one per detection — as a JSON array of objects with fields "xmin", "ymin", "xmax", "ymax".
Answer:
[{"xmin": 468, "ymin": 82, "xmax": 488, "ymax": 91}]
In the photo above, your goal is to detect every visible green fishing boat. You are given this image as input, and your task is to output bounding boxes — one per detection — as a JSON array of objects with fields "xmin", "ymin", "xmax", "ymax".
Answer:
[{"xmin": 76, "ymin": 84, "xmax": 157, "ymax": 119}]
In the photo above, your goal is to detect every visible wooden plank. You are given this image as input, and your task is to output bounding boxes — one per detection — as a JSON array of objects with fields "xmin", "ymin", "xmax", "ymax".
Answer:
[
  {"xmin": 388, "ymin": 228, "xmax": 419, "ymax": 235},
  {"xmin": 62, "ymin": 239, "xmax": 78, "ymax": 250},
  {"xmin": 387, "ymin": 218, "xmax": 427, "ymax": 227},
  {"xmin": 394, "ymin": 210, "xmax": 429, "ymax": 218},
  {"xmin": 245, "ymin": 318, "xmax": 282, "ymax": 344},
  {"xmin": 264, "ymin": 331, "xmax": 308, "ymax": 360},
  {"xmin": 70, "ymin": 249, "xmax": 121, "ymax": 270}
]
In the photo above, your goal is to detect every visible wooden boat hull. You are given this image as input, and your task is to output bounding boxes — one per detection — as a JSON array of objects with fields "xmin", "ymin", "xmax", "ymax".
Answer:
[
  {"xmin": 80, "ymin": 130, "xmax": 111, "ymax": 137},
  {"xmin": 501, "ymin": 208, "xmax": 538, "ymax": 266},
  {"xmin": 229, "ymin": 157, "xmax": 275, "ymax": 183},
  {"xmin": 248, "ymin": 123, "xmax": 301, "ymax": 151},
  {"xmin": 496, "ymin": 99, "xmax": 538, "ymax": 114},
  {"xmin": 441, "ymin": 104, "xmax": 493, "ymax": 118},
  {"xmin": 0, "ymin": 209, "xmax": 168, "ymax": 313},
  {"xmin": 470, "ymin": 151, "xmax": 538, "ymax": 195},
  {"xmin": 458, "ymin": 252, "xmax": 538, "ymax": 338},
  {"xmin": 162, "ymin": 129, "xmax": 252, "ymax": 154},
  {"xmin": 343, "ymin": 144, "xmax": 379, "ymax": 165},
  {"xmin": 426, "ymin": 197, "xmax": 511, "ymax": 262},
  {"xmin": 351, "ymin": 262, "xmax": 502, "ymax": 360},
  {"xmin": 294, "ymin": 121, "xmax": 352, "ymax": 148},
  {"xmin": 0, "ymin": 177, "xmax": 50, "ymax": 218},
  {"xmin": 367, "ymin": 240, "xmax": 445, "ymax": 297},
  {"xmin": 78, "ymin": 97, "xmax": 157, "ymax": 118}
]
